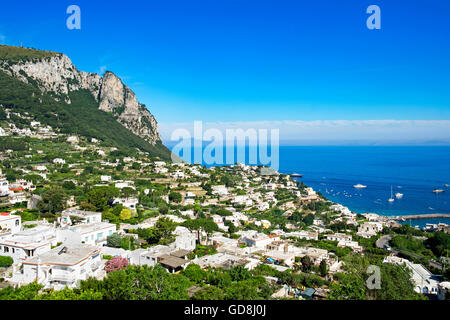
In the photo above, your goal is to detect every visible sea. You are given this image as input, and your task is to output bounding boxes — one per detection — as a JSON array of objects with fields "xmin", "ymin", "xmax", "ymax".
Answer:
[{"xmin": 168, "ymin": 145, "xmax": 450, "ymax": 228}]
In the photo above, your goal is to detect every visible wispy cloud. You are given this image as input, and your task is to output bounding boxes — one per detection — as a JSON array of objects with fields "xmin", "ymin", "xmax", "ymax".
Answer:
[{"xmin": 98, "ymin": 65, "xmax": 108, "ymax": 75}]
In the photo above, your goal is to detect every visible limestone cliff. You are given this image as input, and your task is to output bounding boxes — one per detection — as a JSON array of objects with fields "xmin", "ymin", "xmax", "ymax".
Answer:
[{"xmin": 0, "ymin": 48, "xmax": 161, "ymax": 145}]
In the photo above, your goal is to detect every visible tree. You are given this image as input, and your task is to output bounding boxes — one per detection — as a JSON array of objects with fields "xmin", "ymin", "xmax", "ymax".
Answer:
[
  {"xmin": 62, "ymin": 180, "xmax": 76, "ymax": 190},
  {"xmin": 121, "ymin": 187, "xmax": 136, "ymax": 199},
  {"xmin": 229, "ymin": 265, "xmax": 252, "ymax": 282},
  {"xmin": 224, "ymin": 281, "xmax": 259, "ymax": 300},
  {"xmin": 36, "ymin": 288, "xmax": 103, "ymax": 300},
  {"xmin": 79, "ymin": 202, "xmax": 97, "ymax": 212},
  {"xmin": 87, "ymin": 186, "xmax": 120, "ymax": 212},
  {"xmin": 192, "ymin": 286, "xmax": 224, "ymax": 300},
  {"xmin": 119, "ymin": 236, "xmax": 138, "ymax": 251},
  {"xmin": 302, "ymin": 214, "xmax": 314, "ymax": 226},
  {"xmin": 37, "ymin": 188, "xmax": 67, "ymax": 214},
  {"xmin": 301, "ymin": 256, "xmax": 313, "ymax": 272},
  {"xmin": 100, "ymin": 265, "xmax": 191, "ymax": 300},
  {"xmin": 106, "ymin": 233, "xmax": 122, "ymax": 248},
  {"xmin": 181, "ymin": 264, "xmax": 207, "ymax": 284},
  {"xmin": 319, "ymin": 259, "xmax": 328, "ymax": 276},
  {"xmin": 0, "ymin": 256, "xmax": 13, "ymax": 268},
  {"xmin": 119, "ymin": 208, "xmax": 132, "ymax": 221},
  {"xmin": 169, "ymin": 192, "xmax": 182, "ymax": 203}
]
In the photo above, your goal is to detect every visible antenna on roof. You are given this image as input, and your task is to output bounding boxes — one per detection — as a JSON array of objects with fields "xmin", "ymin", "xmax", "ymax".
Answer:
[{"xmin": 58, "ymin": 246, "xmax": 67, "ymax": 255}]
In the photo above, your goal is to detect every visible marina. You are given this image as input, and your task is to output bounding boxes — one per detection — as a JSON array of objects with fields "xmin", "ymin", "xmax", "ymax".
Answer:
[{"xmin": 392, "ymin": 213, "xmax": 450, "ymax": 221}]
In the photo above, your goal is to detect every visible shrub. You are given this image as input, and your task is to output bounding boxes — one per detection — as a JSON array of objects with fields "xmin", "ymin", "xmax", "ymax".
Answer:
[
  {"xmin": 105, "ymin": 256, "xmax": 129, "ymax": 273},
  {"xmin": 0, "ymin": 256, "xmax": 14, "ymax": 268}
]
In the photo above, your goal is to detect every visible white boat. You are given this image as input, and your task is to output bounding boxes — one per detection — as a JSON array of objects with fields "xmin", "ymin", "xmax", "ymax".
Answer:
[
  {"xmin": 395, "ymin": 193, "xmax": 403, "ymax": 199},
  {"xmin": 388, "ymin": 186, "xmax": 395, "ymax": 202},
  {"xmin": 353, "ymin": 184, "xmax": 367, "ymax": 189},
  {"xmin": 432, "ymin": 189, "xmax": 445, "ymax": 193}
]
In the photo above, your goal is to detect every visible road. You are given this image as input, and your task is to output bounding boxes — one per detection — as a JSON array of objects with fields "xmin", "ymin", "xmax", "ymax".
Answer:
[
  {"xmin": 376, "ymin": 235, "xmax": 443, "ymax": 270},
  {"xmin": 376, "ymin": 235, "xmax": 392, "ymax": 249}
]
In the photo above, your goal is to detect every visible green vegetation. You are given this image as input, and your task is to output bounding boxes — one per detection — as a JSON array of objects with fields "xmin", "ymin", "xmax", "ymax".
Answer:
[
  {"xmin": 0, "ymin": 256, "xmax": 14, "ymax": 268},
  {"xmin": 0, "ymin": 45, "xmax": 60, "ymax": 63},
  {"xmin": 0, "ymin": 69, "xmax": 171, "ymax": 160},
  {"xmin": 327, "ymin": 254, "xmax": 426, "ymax": 300}
]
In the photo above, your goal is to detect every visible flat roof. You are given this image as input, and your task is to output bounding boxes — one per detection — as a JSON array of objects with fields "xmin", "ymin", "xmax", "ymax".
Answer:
[
  {"xmin": 24, "ymin": 244, "xmax": 100, "ymax": 266},
  {"xmin": 158, "ymin": 254, "xmax": 189, "ymax": 268}
]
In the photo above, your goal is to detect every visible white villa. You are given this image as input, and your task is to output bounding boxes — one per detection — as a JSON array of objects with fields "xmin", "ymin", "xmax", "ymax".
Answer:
[
  {"xmin": 0, "ymin": 213, "xmax": 22, "ymax": 236},
  {"xmin": 0, "ymin": 225, "xmax": 56, "ymax": 262},
  {"xmin": 383, "ymin": 255, "xmax": 440, "ymax": 295},
  {"xmin": 10, "ymin": 244, "xmax": 103, "ymax": 290}
]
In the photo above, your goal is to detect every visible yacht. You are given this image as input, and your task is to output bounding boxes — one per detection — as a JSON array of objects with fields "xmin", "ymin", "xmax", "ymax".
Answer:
[
  {"xmin": 388, "ymin": 186, "xmax": 395, "ymax": 202},
  {"xmin": 432, "ymin": 189, "xmax": 445, "ymax": 193},
  {"xmin": 353, "ymin": 184, "xmax": 367, "ymax": 189},
  {"xmin": 395, "ymin": 193, "xmax": 403, "ymax": 199}
]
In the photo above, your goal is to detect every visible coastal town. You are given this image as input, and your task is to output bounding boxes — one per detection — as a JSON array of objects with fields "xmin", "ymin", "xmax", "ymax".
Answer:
[{"xmin": 0, "ymin": 109, "xmax": 449, "ymax": 300}]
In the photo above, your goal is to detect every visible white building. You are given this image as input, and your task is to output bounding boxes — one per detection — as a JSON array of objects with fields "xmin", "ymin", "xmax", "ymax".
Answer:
[
  {"xmin": 285, "ymin": 230, "xmax": 318, "ymax": 241},
  {"xmin": 0, "ymin": 213, "xmax": 21, "ymax": 236},
  {"xmin": 62, "ymin": 222, "xmax": 116, "ymax": 246},
  {"xmin": 383, "ymin": 256, "xmax": 440, "ymax": 295},
  {"xmin": 113, "ymin": 198, "xmax": 139, "ymax": 211},
  {"xmin": 0, "ymin": 226, "xmax": 56, "ymax": 262},
  {"xmin": 357, "ymin": 222, "xmax": 383, "ymax": 238},
  {"xmin": 11, "ymin": 244, "xmax": 102, "ymax": 290},
  {"xmin": 59, "ymin": 209, "xmax": 102, "ymax": 227},
  {"xmin": 101, "ymin": 175, "xmax": 112, "ymax": 182},
  {"xmin": 211, "ymin": 185, "xmax": 229, "ymax": 196},
  {"xmin": 53, "ymin": 158, "xmax": 66, "ymax": 165},
  {"xmin": 337, "ymin": 240, "xmax": 363, "ymax": 252},
  {"xmin": 66, "ymin": 136, "xmax": 79, "ymax": 143},
  {"xmin": 0, "ymin": 177, "xmax": 9, "ymax": 197},
  {"xmin": 325, "ymin": 233, "xmax": 352, "ymax": 242},
  {"xmin": 172, "ymin": 226, "xmax": 196, "ymax": 251},
  {"xmin": 241, "ymin": 233, "xmax": 280, "ymax": 249}
]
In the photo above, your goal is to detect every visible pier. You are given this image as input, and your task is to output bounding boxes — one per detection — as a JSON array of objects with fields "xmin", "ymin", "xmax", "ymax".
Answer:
[{"xmin": 392, "ymin": 213, "xmax": 450, "ymax": 220}]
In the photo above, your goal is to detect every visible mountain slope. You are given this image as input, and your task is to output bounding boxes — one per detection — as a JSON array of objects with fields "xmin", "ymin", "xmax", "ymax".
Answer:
[{"xmin": 0, "ymin": 45, "xmax": 171, "ymax": 160}]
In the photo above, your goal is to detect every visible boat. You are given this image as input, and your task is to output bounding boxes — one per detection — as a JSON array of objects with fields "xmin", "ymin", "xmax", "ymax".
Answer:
[
  {"xmin": 395, "ymin": 193, "xmax": 403, "ymax": 199},
  {"xmin": 444, "ymin": 184, "xmax": 449, "ymax": 187},
  {"xmin": 432, "ymin": 189, "xmax": 445, "ymax": 193},
  {"xmin": 291, "ymin": 173, "xmax": 303, "ymax": 178},
  {"xmin": 388, "ymin": 186, "xmax": 395, "ymax": 202},
  {"xmin": 353, "ymin": 184, "xmax": 367, "ymax": 189}
]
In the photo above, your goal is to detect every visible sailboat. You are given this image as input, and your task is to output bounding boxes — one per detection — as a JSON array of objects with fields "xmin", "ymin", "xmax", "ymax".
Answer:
[{"xmin": 388, "ymin": 186, "xmax": 395, "ymax": 203}]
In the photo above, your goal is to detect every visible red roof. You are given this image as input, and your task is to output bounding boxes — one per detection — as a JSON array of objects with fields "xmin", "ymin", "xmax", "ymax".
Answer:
[
  {"xmin": 0, "ymin": 212, "xmax": 10, "ymax": 216},
  {"xmin": 9, "ymin": 187, "xmax": 23, "ymax": 192}
]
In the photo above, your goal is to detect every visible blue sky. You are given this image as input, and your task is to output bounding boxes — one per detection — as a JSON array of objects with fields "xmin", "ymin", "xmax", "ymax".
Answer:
[{"xmin": 0, "ymin": 0, "xmax": 450, "ymax": 143}]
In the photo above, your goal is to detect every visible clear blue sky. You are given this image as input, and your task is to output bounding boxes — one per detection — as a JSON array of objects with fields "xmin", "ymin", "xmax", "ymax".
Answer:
[{"xmin": 1, "ymin": 0, "xmax": 450, "ymax": 124}]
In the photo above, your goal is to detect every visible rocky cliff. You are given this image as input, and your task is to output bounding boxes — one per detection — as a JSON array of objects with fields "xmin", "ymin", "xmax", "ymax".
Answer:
[{"xmin": 0, "ymin": 48, "xmax": 161, "ymax": 145}]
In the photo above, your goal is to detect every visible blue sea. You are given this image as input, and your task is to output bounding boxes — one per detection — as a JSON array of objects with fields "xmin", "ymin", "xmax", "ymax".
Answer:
[{"xmin": 169, "ymin": 145, "xmax": 450, "ymax": 228}]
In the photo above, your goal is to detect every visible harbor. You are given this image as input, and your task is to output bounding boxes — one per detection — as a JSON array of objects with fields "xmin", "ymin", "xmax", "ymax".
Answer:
[{"xmin": 392, "ymin": 213, "xmax": 450, "ymax": 221}]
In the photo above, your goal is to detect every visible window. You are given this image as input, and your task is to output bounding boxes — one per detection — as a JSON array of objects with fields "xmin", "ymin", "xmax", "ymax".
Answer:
[
  {"xmin": 15, "ymin": 220, "xmax": 20, "ymax": 226},
  {"xmin": 4, "ymin": 246, "xmax": 9, "ymax": 253}
]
